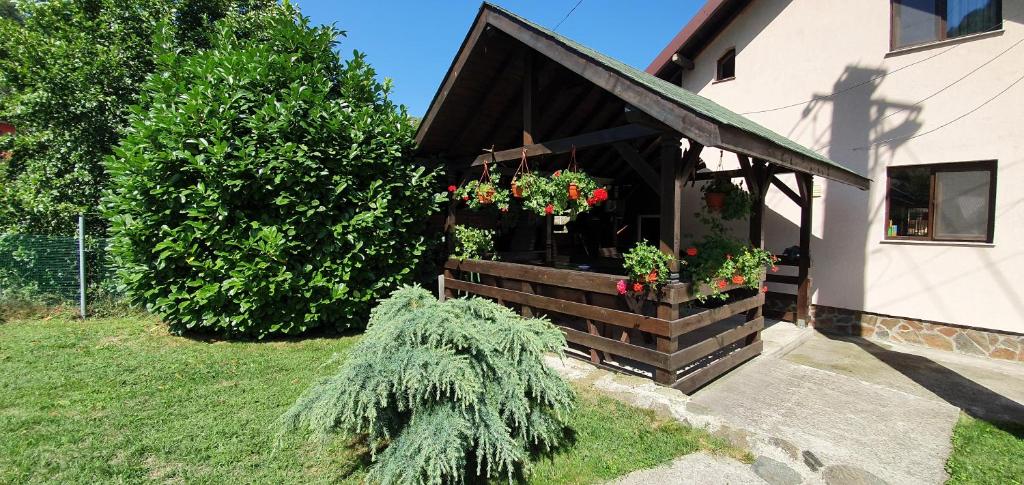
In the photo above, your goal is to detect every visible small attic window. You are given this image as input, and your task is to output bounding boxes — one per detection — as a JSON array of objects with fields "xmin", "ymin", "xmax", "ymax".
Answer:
[{"xmin": 716, "ymin": 48, "xmax": 736, "ymax": 81}]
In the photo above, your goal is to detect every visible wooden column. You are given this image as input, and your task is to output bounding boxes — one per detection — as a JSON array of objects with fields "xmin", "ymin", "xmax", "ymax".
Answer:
[
  {"xmin": 796, "ymin": 173, "xmax": 813, "ymax": 327},
  {"xmin": 659, "ymin": 138, "xmax": 702, "ymax": 279},
  {"xmin": 522, "ymin": 51, "xmax": 535, "ymax": 146}
]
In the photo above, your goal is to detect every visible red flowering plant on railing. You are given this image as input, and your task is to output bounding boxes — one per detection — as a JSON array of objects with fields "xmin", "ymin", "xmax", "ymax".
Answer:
[
  {"xmin": 683, "ymin": 211, "xmax": 774, "ymax": 302},
  {"xmin": 617, "ymin": 241, "xmax": 674, "ymax": 313}
]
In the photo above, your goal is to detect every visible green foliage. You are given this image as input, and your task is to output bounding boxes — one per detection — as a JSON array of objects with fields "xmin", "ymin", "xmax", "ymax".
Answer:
[
  {"xmin": 452, "ymin": 225, "xmax": 495, "ymax": 261},
  {"xmin": 700, "ymin": 178, "xmax": 752, "ymax": 221},
  {"xmin": 0, "ymin": 0, "xmax": 273, "ymax": 236},
  {"xmin": 622, "ymin": 241, "xmax": 672, "ymax": 291},
  {"xmin": 454, "ymin": 178, "xmax": 510, "ymax": 211},
  {"xmin": 683, "ymin": 212, "xmax": 773, "ymax": 301},
  {"xmin": 280, "ymin": 285, "xmax": 577, "ymax": 485},
  {"xmin": 946, "ymin": 414, "xmax": 1024, "ymax": 484},
  {"xmin": 104, "ymin": 5, "xmax": 441, "ymax": 337},
  {"xmin": 0, "ymin": 0, "xmax": 20, "ymax": 23},
  {"xmin": 518, "ymin": 170, "xmax": 603, "ymax": 219}
]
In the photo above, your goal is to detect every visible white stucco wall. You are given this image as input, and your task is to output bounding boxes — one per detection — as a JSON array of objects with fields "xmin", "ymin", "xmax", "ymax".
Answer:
[{"xmin": 676, "ymin": 0, "xmax": 1024, "ymax": 333}]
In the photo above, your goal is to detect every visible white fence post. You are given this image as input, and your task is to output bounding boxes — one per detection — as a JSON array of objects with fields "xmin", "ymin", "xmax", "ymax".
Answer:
[{"xmin": 78, "ymin": 214, "xmax": 86, "ymax": 319}]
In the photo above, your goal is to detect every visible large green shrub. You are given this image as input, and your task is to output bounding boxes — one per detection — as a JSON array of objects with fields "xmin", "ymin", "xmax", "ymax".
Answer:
[
  {"xmin": 105, "ymin": 5, "xmax": 441, "ymax": 337},
  {"xmin": 0, "ymin": 0, "xmax": 272, "ymax": 236},
  {"xmin": 280, "ymin": 285, "xmax": 576, "ymax": 484}
]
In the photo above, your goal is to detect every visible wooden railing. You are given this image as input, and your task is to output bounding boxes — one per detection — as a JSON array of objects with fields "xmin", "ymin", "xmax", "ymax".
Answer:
[{"xmin": 442, "ymin": 258, "xmax": 764, "ymax": 393}]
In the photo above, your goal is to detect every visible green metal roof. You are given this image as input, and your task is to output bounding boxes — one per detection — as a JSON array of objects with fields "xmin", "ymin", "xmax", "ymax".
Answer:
[{"xmin": 486, "ymin": 2, "xmax": 869, "ymax": 186}]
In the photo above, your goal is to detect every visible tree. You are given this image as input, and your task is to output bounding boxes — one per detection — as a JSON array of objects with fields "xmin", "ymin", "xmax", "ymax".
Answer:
[
  {"xmin": 0, "ymin": 0, "xmax": 271, "ymax": 235},
  {"xmin": 0, "ymin": 0, "xmax": 21, "ymax": 23},
  {"xmin": 105, "ymin": 4, "xmax": 442, "ymax": 337}
]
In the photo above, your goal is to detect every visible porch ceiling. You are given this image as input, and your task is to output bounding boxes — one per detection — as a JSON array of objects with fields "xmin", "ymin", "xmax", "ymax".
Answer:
[{"xmin": 415, "ymin": 2, "xmax": 870, "ymax": 190}]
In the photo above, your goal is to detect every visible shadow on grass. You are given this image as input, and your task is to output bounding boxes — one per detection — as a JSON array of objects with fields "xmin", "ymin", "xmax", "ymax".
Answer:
[
  {"xmin": 821, "ymin": 332, "xmax": 1024, "ymax": 437},
  {"xmin": 175, "ymin": 321, "xmax": 366, "ymax": 344}
]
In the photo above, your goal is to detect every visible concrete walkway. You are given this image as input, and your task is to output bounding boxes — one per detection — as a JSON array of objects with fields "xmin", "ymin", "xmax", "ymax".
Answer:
[{"xmin": 547, "ymin": 320, "xmax": 1024, "ymax": 485}]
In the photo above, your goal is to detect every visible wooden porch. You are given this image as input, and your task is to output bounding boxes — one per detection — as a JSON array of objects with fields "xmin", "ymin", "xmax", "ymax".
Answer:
[{"xmin": 417, "ymin": 4, "xmax": 870, "ymax": 392}]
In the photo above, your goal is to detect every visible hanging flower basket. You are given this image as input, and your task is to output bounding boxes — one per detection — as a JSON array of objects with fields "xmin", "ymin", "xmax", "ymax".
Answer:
[
  {"xmin": 518, "ymin": 146, "xmax": 607, "ymax": 219},
  {"xmin": 455, "ymin": 159, "xmax": 510, "ymax": 211},
  {"xmin": 700, "ymin": 176, "xmax": 752, "ymax": 220}
]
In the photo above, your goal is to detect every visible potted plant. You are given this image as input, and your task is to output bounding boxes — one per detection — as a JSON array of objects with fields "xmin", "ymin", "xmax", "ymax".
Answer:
[
  {"xmin": 682, "ymin": 212, "xmax": 775, "ymax": 301},
  {"xmin": 617, "ymin": 241, "xmax": 673, "ymax": 314},
  {"xmin": 455, "ymin": 179, "xmax": 511, "ymax": 212},
  {"xmin": 519, "ymin": 170, "xmax": 607, "ymax": 219},
  {"xmin": 453, "ymin": 225, "xmax": 497, "ymax": 261},
  {"xmin": 700, "ymin": 177, "xmax": 753, "ymax": 220}
]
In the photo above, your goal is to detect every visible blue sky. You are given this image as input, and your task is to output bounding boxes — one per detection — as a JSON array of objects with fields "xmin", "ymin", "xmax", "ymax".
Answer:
[{"xmin": 298, "ymin": 1, "xmax": 702, "ymax": 116}]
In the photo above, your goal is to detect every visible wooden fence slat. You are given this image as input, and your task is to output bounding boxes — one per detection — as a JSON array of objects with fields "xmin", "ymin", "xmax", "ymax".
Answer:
[
  {"xmin": 445, "ymin": 277, "xmax": 673, "ymax": 336},
  {"xmin": 560, "ymin": 327, "xmax": 670, "ymax": 369},
  {"xmin": 672, "ymin": 340, "xmax": 763, "ymax": 394},
  {"xmin": 669, "ymin": 293, "xmax": 764, "ymax": 336},
  {"xmin": 445, "ymin": 259, "xmax": 693, "ymax": 304},
  {"xmin": 668, "ymin": 317, "xmax": 764, "ymax": 369}
]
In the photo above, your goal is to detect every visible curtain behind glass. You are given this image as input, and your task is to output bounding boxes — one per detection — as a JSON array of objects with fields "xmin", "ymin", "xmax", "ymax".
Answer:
[
  {"xmin": 934, "ymin": 171, "xmax": 991, "ymax": 240},
  {"xmin": 947, "ymin": 0, "xmax": 1001, "ymax": 38}
]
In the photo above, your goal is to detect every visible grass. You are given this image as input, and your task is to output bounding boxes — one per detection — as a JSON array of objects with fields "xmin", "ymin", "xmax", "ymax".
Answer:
[
  {"xmin": 0, "ymin": 316, "xmax": 746, "ymax": 484},
  {"xmin": 945, "ymin": 414, "xmax": 1024, "ymax": 484}
]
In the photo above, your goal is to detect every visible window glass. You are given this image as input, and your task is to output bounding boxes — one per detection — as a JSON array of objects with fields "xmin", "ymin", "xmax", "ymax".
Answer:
[
  {"xmin": 888, "ymin": 167, "xmax": 931, "ymax": 237},
  {"xmin": 947, "ymin": 0, "xmax": 1001, "ymax": 38},
  {"xmin": 934, "ymin": 170, "xmax": 990, "ymax": 240},
  {"xmin": 894, "ymin": 0, "xmax": 940, "ymax": 47},
  {"xmin": 716, "ymin": 49, "xmax": 735, "ymax": 80}
]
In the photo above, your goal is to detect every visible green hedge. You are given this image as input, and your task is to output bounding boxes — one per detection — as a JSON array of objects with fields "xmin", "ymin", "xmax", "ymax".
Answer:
[{"xmin": 105, "ymin": 5, "xmax": 441, "ymax": 337}]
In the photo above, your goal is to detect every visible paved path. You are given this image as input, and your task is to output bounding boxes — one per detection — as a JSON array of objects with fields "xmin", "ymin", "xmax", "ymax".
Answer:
[{"xmin": 548, "ymin": 321, "xmax": 1024, "ymax": 485}]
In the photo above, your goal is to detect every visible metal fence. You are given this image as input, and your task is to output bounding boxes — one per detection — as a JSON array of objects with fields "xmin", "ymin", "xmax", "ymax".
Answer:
[{"xmin": 0, "ymin": 215, "xmax": 118, "ymax": 317}]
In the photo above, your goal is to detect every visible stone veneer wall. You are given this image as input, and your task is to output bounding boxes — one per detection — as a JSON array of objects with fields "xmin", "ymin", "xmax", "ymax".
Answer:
[{"xmin": 764, "ymin": 293, "xmax": 1024, "ymax": 363}]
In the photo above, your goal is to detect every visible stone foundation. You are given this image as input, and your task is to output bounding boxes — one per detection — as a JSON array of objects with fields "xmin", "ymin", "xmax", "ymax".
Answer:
[{"xmin": 764, "ymin": 293, "xmax": 1024, "ymax": 363}]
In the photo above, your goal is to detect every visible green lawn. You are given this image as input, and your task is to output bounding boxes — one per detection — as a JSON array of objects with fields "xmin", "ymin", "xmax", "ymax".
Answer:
[
  {"xmin": 0, "ymin": 316, "xmax": 746, "ymax": 484},
  {"xmin": 946, "ymin": 414, "xmax": 1024, "ymax": 484}
]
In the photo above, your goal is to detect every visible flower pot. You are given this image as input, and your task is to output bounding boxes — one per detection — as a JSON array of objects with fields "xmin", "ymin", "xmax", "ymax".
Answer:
[
  {"xmin": 568, "ymin": 183, "xmax": 579, "ymax": 200},
  {"xmin": 477, "ymin": 187, "xmax": 495, "ymax": 204},
  {"xmin": 705, "ymin": 192, "xmax": 726, "ymax": 211},
  {"xmin": 511, "ymin": 181, "xmax": 523, "ymax": 198}
]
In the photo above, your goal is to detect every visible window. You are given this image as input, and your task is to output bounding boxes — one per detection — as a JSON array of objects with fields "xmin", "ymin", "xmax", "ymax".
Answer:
[
  {"xmin": 886, "ymin": 161, "xmax": 996, "ymax": 242},
  {"xmin": 891, "ymin": 0, "xmax": 1002, "ymax": 49},
  {"xmin": 716, "ymin": 48, "xmax": 735, "ymax": 81}
]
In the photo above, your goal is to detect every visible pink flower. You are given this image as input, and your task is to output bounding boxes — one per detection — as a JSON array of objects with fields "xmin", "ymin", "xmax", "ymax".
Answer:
[
  {"xmin": 616, "ymin": 280, "xmax": 627, "ymax": 295},
  {"xmin": 771, "ymin": 265, "xmax": 779, "ymax": 273},
  {"xmin": 447, "ymin": 185, "xmax": 457, "ymax": 193},
  {"xmin": 762, "ymin": 285, "xmax": 769, "ymax": 294}
]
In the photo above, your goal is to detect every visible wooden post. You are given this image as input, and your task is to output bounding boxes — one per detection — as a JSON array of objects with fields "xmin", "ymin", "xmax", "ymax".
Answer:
[
  {"xmin": 654, "ymin": 301, "xmax": 680, "ymax": 384},
  {"xmin": 796, "ymin": 173, "xmax": 813, "ymax": 327},
  {"xmin": 522, "ymin": 51, "xmax": 535, "ymax": 146},
  {"xmin": 659, "ymin": 138, "xmax": 702, "ymax": 280}
]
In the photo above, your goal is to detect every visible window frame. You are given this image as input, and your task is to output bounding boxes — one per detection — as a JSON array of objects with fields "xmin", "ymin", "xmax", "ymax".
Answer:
[
  {"xmin": 715, "ymin": 48, "xmax": 736, "ymax": 82},
  {"xmin": 884, "ymin": 160, "xmax": 997, "ymax": 243},
  {"xmin": 890, "ymin": 0, "xmax": 1003, "ymax": 50}
]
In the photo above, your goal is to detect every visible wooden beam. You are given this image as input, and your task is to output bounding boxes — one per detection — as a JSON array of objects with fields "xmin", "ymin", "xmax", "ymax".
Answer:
[
  {"xmin": 469, "ymin": 123, "xmax": 659, "ymax": 166},
  {"xmin": 717, "ymin": 124, "xmax": 869, "ymax": 190},
  {"xmin": 613, "ymin": 142, "xmax": 661, "ymax": 196},
  {"xmin": 671, "ymin": 53, "xmax": 695, "ymax": 70},
  {"xmin": 770, "ymin": 175, "xmax": 802, "ymax": 205},
  {"xmin": 693, "ymin": 169, "xmax": 743, "ymax": 181}
]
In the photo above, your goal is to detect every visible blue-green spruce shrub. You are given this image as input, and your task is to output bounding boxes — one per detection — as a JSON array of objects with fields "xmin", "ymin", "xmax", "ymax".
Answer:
[
  {"xmin": 280, "ymin": 285, "xmax": 577, "ymax": 484},
  {"xmin": 104, "ymin": 5, "xmax": 442, "ymax": 337}
]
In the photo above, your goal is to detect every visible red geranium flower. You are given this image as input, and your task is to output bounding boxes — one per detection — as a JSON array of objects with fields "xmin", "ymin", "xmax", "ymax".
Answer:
[
  {"xmin": 544, "ymin": 204, "xmax": 554, "ymax": 214},
  {"xmin": 726, "ymin": 254, "xmax": 733, "ymax": 260},
  {"xmin": 586, "ymin": 197, "xmax": 596, "ymax": 206},
  {"xmin": 731, "ymin": 275, "xmax": 745, "ymax": 285},
  {"xmin": 632, "ymin": 282, "xmax": 644, "ymax": 293},
  {"xmin": 647, "ymin": 271, "xmax": 658, "ymax": 283},
  {"xmin": 447, "ymin": 185, "xmax": 457, "ymax": 193},
  {"xmin": 500, "ymin": 207, "xmax": 509, "ymax": 213},
  {"xmin": 685, "ymin": 247, "xmax": 698, "ymax": 257},
  {"xmin": 553, "ymin": 170, "xmax": 562, "ymax": 177},
  {"xmin": 717, "ymin": 279, "xmax": 728, "ymax": 289},
  {"xmin": 462, "ymin": 195, "xmax": 470, "ymax": 201},
  {"xmin": 762, "ymin": 285, "xmax": 769, "ymax": 294},
  {"xmin": 771, "ymin": 265, "xmax": 779, "ymax": 272},
  {"xmin": 592, "ymin": 187, "xmax": 608, "ymax": 202}
]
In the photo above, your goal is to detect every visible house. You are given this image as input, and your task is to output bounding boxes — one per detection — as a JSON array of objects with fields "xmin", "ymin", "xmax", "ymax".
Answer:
[{"xmin": 647, "ymin": 0, "xmax": 1023, "ymax": 361}]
